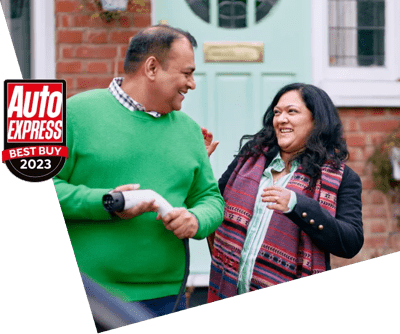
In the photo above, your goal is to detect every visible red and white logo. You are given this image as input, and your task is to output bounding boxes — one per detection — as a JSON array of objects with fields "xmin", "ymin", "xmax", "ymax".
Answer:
[{"xmin": 2, "ymin": 80, "xmax": 68, "ymax": 182}]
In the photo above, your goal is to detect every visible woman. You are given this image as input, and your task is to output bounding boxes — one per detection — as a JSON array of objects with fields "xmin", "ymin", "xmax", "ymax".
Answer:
[{"xmin": 206, "ymin": 83, "xmax": 363, "ymax": 302}]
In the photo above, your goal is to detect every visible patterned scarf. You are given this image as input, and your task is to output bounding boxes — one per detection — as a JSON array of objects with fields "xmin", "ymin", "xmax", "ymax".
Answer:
[{"xmin": 208, "ymin": 151, "xmax": 344, "ymax": 302}]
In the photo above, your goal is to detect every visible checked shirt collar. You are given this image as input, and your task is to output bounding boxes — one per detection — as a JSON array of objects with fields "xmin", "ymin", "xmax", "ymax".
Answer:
[{"xmin": 108, "ymin": 77, "xmax": 162, "ymax": 118}]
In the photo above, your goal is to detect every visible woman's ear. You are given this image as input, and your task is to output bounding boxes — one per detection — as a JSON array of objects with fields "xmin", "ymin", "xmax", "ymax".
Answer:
[{"xmin": 144, "ymin": 56, "xmax": 158, "ymax": 81}]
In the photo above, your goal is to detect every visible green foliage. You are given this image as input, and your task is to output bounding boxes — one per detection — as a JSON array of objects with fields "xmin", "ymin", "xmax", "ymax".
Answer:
[{"xmin": 369, "ymin": 126, "xmax": 400, "ymax": 194}]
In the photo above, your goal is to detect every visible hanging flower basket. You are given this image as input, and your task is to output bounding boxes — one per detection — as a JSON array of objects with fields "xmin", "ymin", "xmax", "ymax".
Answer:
[
  {"xmin": 81, "ymin": 0, "xmax": 126, "ymax": 23},
  {"xmin": 369, "ymin": 126, "xmax": 400, "ymax": 228},
  {"xmin": 100, "ymin": 0, "xmax": 129, "ymax": 11},
  {"xmin": 369, "ymin": 126, "xmax": 400, "ymax": 193},
  {"xmin": 81, "ymin": 0, "xmax": 147, "ymax": 23}
]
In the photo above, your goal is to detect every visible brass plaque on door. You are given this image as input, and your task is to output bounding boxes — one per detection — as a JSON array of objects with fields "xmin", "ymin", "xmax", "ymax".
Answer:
[{"xmin": 203, "ymin": 42, "xmax": 264, "ymax": 63}]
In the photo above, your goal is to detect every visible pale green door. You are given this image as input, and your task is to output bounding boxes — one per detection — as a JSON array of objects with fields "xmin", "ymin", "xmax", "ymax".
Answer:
[{"xmin": 154, "ymin": 0, "xmax": 312, "ymax": 286}]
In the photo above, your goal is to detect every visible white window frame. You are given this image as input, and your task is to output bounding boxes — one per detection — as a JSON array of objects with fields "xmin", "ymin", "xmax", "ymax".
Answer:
[
  {"xmin": 312, "ymin": 0, "xmax": 400, "ymax": 107},
  {"xmin": 30, "ymin": 0, "xmax": 55, "ymax": 79}
]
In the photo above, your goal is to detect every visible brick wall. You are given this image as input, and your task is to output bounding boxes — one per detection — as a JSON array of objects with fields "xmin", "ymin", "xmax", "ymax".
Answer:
[
  {"xmin": 55, "ymin": 0, "xmax": 151, "ymax": 98},
  {"xmin": 331, "ymin": 108, "xmax": 400, "ymax": 268},
  {"xmin": 54, "ymin": 0, "xmax": 400, "ymax": 269}
]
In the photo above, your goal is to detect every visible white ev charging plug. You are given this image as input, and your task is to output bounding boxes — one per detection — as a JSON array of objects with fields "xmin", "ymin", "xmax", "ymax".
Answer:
[{"xmin": 102, "ymin": 189, "xmax": 174, "ymax": 217}]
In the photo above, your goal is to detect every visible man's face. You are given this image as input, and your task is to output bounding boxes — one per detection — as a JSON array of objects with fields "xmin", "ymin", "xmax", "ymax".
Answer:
[{"xmin": 153, "ymin": 38, "xmax": 196, "ymax": 114}]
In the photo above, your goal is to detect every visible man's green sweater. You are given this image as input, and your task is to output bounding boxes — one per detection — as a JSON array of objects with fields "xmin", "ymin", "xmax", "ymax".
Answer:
[{"xmin": 54, "ymin": 89, "xmax": 224, "ymax": 302}]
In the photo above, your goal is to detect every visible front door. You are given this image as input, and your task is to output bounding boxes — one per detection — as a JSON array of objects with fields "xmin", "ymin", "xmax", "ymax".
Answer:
[{"xmin": 154, "ymin": 0, "xmax": 312, "ymax": 285}]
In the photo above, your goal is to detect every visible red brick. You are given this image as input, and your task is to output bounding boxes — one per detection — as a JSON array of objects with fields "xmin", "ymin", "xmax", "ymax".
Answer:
[
  {"xmin": 391, "ymin": 196, "xmax": 400, "ymax": 205},
  {"xmin": 128, "ymin": 1, "xmax": 151, "ymax": 13},
  {"xmin": 370, "ymin": 191, "xmax": 386, "ymax": 204},
  {"xmin": 338, "ymin": 108, "xmax": 367, "ymax": 117},
  {"xmin": 59, "ymin": 15, "xmax": 72, "ymax": 28},
  {"xmin": 370, "ymin": 221, "xmax": 387, "ymax": 234},
  {"xmin": 72, "ymin": 14, "xmax": 112, "ymax": 28},
  {"xmin": 56, "ymin": 1, "xmax": 82, "ymax": 13},
  {"xmin": 361, "ymin": 192, "xmax": 370, "ymax": 205},
  {"xmin": 57, "ymin": 61, "xmax": 82, "ymax": 73},
  {"xmin": 389, "ymin": 109, "xmax": 400, "ymax": 116},
  {"xmin": 58, "ymin": 30, "xmax": 83, "ymax": 43},
  {"xmin": 363, "ymin": 146, "xmax": 375, "ymax": 160},
  {"xmin": 87, "ymin": 62, "xmax": 109, "ymax": 73},
  {"xmin": 388, "ymin": 232, "xmax": 400, "ymax": 249},
  {"xmin": 363, "ymin": 236, "xmax": 387, "ymax": 249},
  {"xmin": 346, "ymin": 162, "xmax": 364, "ymax": 176},
  {"xmin": 77, "ymin": 77, "xmax": 113, "ymax": 89},
  {"xmin": 55, "ymin": 45, "xmax": 60, "ymax": 61},
  {"xmin": 65, "ymin": 77, "xmax": 74, "ymax": 88},
  {"xmin": 111, "ymin": 61, "xmax": 125, "ymax": 75},
  {"xmin": 370, "ymin": 206, "xmax": 389, "ymax": 219},
  {"xmin": 120, "ymin": 46, "xmax": 129, "ymax": 56},
  {"xmin": 345, "ymin": 134, "xmax": 366, "ymax": 147},
  {"xmin": 83, "ymin": 2, "xmax": 97, "ymax": 12},
  {"xmin": 370, "ymin": 133, "xmax": 386, "ymax": 146},
  {"xmin": 364, "ymin": 249, "xmax": 385, "ymax": 260},
  {"xmin": 342, "ymin": 118, "xmax": 358, "ymax": 132},
  {"xmin": 133, "ymin": 14, "xmax": 151, "ymax": 27},
  {"xmin": 119, "ymin": 16, "xmax": 132, "ymax": 28},
  {"xmin": 76, "ymin": 46, "xmax": 117, "ymax": 58},
  {"xmin": 348, "ymin": 147, "xmax": 363, "ymax": 162},
  {"xmin": 118, "ymin": 60, "xmax": 125, "ymax": 73},
  {"xmin": 360, "ymin": 120, "xmax": 400, "ymax": 132},
  {"xmin": 109, "ymin": 31, "xmax": 136, "ymax": 44},
  {"xmin": 61, "ymin": 46, "xmax": 74, "ymax": 58},
  {"xmin": 361, "ymin": 176, "xmax": 376, "ymax": 190},
  {"xmin": 73, "ymin": 15, "xmax": 91, "ymax": 27},
  {"xmin": 96, "ymin": 17, "xmax": 117, "ymax": 27},
  {"xmin": 87, "ymin": 31, "xmax": 108, "ymax": 44},
  {"xmin": 370, "ymin": 108, "xmax": 387, "ymax": 116},
  {"xmin": 330, "ymin": 255, "xmax": 359, "ymax": 269},
  {"xmin": 55, "ymin": 15, "xmax": 60, "ymax": 28}
]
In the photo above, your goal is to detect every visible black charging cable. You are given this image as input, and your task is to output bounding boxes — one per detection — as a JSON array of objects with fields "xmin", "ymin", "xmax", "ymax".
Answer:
[
  {"xmin": 102, "ymin": 192, "xmax": 190, "ymax": 314},
  {"xmin": 171, "ymin": 237, "xmax": 190, "ymax": 313}
]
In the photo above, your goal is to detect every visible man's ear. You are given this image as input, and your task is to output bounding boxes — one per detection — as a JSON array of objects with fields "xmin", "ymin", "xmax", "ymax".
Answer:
[{"xmin": 144, "ymin": 56, "xmax": 158, "ymax": 81}]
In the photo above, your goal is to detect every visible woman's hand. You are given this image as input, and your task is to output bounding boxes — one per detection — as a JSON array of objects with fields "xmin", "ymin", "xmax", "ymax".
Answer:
[
  {"xmin": 261, "ymin": 185, "xmax": 292, "ymax": 212},
  {"xmin": 201, "ymin": 127, "xmax": 219, "ymax": 157}
]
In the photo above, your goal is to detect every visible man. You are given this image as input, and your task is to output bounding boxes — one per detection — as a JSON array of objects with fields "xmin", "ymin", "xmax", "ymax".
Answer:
[{"xmin": 53, "ymin": 25, "xmax": 224, "ymax": 321}]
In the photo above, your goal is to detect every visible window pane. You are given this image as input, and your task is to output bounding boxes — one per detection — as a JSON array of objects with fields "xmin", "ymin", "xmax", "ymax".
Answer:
[
  {"xmin": 329, "ymin": 0, "xmax": 385, "ymax": 67},
  {"xmin": 256, "ymin": 0, "xmax": 279, "ymax": 23},
  {"xmin": 219, "ymin": 0, "xmax": 247, "ymax": 29},
  {"xmin": 185, "ymin": 0, "xmax": 210, "ymax": 23},
  {"xmin": 357, "ymin": 0, "xmax": 385, "ymax": 66},
  {"xmin": 0, "ymin": 0, "xmax": 31, "ymax": 78}
]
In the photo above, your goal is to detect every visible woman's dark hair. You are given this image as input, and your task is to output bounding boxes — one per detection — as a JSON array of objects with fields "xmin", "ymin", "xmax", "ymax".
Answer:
[
  {"xmin": 239, "ymin": 83, "xmax": 349, "ymax": 188},
  {"xmin": 124, "ymin": 25, "xmax": 197, "ymax": 74}
]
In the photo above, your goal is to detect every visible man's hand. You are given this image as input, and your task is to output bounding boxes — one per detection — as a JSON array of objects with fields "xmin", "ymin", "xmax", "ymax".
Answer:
[
  {"xmin": 157, "ymin": 208, "xmax": 199, "ymax": 239},
  {"xmin": 111, "ymin": 184, "xmax": 159, "ymax": 220},
  {"xmin": 201, "ymin": 127, "xmax": 219, "ymax": 157}
]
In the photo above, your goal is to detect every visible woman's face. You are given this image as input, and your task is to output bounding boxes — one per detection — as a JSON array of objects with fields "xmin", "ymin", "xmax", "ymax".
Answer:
[{"xmin": 273, "ymin": 90, "xmax": 314, "ymax": 156}]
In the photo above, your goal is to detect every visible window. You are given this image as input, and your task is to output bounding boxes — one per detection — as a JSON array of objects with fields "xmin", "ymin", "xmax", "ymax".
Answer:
[
  {"xmin": 186, "ymin": 0, "xmax": 210, "ymax": 23},
  {"xmin": 329, "ymin": 0, "xmax": 385, "ymax": 67},
  {"xmin": 312, "ymin": 0, "xmax": 400, "ymax": 107},
  {"xmin": 1, "ymin": 0, "xmax": 31, "ymax": 78},
  {"xmin": 219, "ymin": 0, "xmax": 247, "ymax": 28},
  {"xmin": 256, "ymin": 0, "xmax": 279, "ymax": 23},
  {"xmin": 0, "ymin": 0, "xmax": 55, "ymax": 79},
  {"xmin": 185, "ymin": 0, "xmax": 279, "ymax": 28}
]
